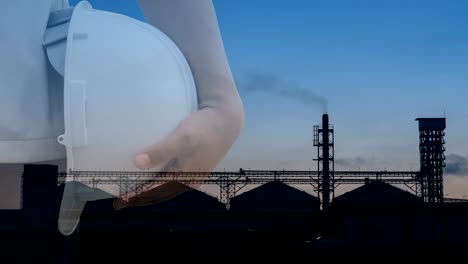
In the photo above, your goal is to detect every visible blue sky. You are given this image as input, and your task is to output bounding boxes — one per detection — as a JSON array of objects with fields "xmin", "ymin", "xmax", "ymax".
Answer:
[{"xmin": 71, "ymin": 0, "xmax": 468, "ymax": 197}]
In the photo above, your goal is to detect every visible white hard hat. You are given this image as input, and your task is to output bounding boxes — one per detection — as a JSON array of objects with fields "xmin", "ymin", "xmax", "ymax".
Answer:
[
  {"xmin": 48, "ymin": 2, "xmax": 198, "ymax": 235},
  {"xmin": 49, "ymin": 1, "xmax": 197, "ymax": 172}
]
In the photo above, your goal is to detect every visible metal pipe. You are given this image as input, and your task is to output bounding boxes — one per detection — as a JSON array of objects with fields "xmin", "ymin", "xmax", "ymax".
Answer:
[{"xmin": 322, "ymin": 114, "xmax": 330, "ymax": 210}]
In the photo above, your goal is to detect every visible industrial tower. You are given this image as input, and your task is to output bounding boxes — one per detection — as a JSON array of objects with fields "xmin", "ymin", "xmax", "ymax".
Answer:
[
  {"xmin": 25, "ymin": 115, "xmax": 452, "ymax": 207},
  {"xmin": 416, "ymin": 118, "xmax": 446, "ymax": 203},
  {"xmin": 314, "ymin": 114, "xmax": 335, "ymax": 210}
]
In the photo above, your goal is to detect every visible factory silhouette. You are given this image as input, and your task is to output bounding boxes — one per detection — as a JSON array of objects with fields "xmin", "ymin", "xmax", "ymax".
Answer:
[{"xmin": 2, "ymin": 114, "xmax": 468, "ymax": 262}]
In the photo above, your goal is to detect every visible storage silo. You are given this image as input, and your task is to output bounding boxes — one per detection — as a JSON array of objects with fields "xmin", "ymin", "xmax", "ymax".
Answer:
[
  {"xmin": 79, "ymin": 181, "xmax": 227, "ymax": 259},
  {"xmin": 331, "ymin": 181, "xmax": 424, "ymax": 253},
  {"xmin": 228, "ymin": 181, "xmax": 320, "ymax": 254}
]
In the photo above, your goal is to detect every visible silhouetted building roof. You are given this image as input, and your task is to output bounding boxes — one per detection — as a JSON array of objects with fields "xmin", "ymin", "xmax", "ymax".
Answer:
[
  {"xmin": 80, "ymin": 182, "xmax": 226, "ymax": 234},
  {"xmin": 83, "ymin": 182, "xmax": 225, "ymax": 214},
  {"xmin": 332, "ymin": 181, "xmax": 423, "ymax": 209},
  {"xmin": 230, "ymin": 181, "xmax": 320, "ymax": 212},
  {"xmin": 123, "ymin": 187, "xmax": 225, "ymax": 213},
  {"xmin": 416, "ymin": 118, "xmax": 446, "ymax": 130}
]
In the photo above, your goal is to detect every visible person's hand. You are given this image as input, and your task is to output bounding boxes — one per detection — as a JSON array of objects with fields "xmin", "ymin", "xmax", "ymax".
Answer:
[
  {"xmin": 114, "ymin": 0, "xmax": 244, "ymax": 209},
  {"xmin": 117, "ymin": 96, "xmax": 244, "ymax": 208}
]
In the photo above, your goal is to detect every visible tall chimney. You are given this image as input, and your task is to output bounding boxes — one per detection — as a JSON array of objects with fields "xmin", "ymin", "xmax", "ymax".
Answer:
[{"xmin": 322, "ymin": 114, "xmax": 330, "ymax": 210}]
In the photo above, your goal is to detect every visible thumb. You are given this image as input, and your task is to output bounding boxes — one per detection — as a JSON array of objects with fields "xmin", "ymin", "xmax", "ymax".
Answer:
[
  {"xmin": 126, "ymin": 181, "xmax": 193, "ymax": 208},
  {"xmin": 134, "ymin": 123, "xmax": 201, "ymax": 170}
]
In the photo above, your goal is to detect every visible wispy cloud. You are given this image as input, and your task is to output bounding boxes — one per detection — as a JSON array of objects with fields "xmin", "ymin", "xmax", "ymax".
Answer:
[
  {"xmin": 335, "ymin": 157, "xmax": 369, "ymax": 169},
  {"xmin": 445, "ymin": 154, "xmax": 468, "ymax": 176},
  {"xmin": 334, "ymin": 156, "xmax": 416, "ymax": 171}
]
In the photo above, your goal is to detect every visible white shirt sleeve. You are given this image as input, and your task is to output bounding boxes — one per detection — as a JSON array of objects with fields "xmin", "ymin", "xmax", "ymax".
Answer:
[
  {"xmin": 0, "ymin": 0, "xmax": 69, "ymax": 208},
  {"xmin": 137, "ymin": 0, "xmax": 240, "ymax": 111},
  {"xmin": 0, "ymin": 0, "xmax": 66, "ymax": 163}
]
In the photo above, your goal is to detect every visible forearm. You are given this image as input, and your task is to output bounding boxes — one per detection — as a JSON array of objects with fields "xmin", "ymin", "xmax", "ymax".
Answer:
[
  {"xmin": 137, "ymin": 0, "xmax": 243, "ymax": 111},
  {"xmin": 137, "ymin": 0, "xmax": 244, "ymax": 155}
]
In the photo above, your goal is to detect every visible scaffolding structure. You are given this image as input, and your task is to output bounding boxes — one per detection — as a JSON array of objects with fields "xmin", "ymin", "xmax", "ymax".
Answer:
[
  {"xmin": 47, "ymin": 115, "xmax": 448, "ymax": 208},
  {"xmin": 416, "ymin": 118, "xmax": 446, "ymax": 204},
  {"xmin": 57, "ymin": 170, "xmax": 420, "ymax": 208},
  {"xmin": 313, "ymin": 114, "xmax": 334, "ymax": 209}
]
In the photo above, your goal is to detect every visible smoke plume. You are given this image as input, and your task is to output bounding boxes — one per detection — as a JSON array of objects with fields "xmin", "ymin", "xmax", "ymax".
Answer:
[
  {"xmin": 445, "ymin": 154, "xmax": 468, "ymax": 176},
  {"xmin": 238, "ymin": 73, "xmax": 328, "ymax": 113}
]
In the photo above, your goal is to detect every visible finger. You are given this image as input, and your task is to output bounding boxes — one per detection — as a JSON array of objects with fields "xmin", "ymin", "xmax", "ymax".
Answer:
[
  {"xmin": 133, "ymin": 131, "xmax": 184, "ymax": 170},
  {"xmin": 134, "ymin": 116, "xmax": 202, "ymax": 170},
  {"xmin": 112, "ymin": 198, "xmax": 128, "ymax": 210},
  {"xmin": 115, "ymin": 170, "xmax": 210, "ymax": 210},
  {"xmin": 114, "ymin": 159, "xmax": 185, "ymax": 208},
  {"xmin": 125, "ymin": 181, "xmax": 193, "ymax": 208}
]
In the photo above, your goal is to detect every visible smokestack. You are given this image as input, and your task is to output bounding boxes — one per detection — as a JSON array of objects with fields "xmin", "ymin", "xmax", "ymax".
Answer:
[
  {"xmin": 322, "ymin": 114, "xmax": 329, "ymax": 126},
  {"xmin": 322, "ymin": 114, "xmax": 330, "ymax": 210}
]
